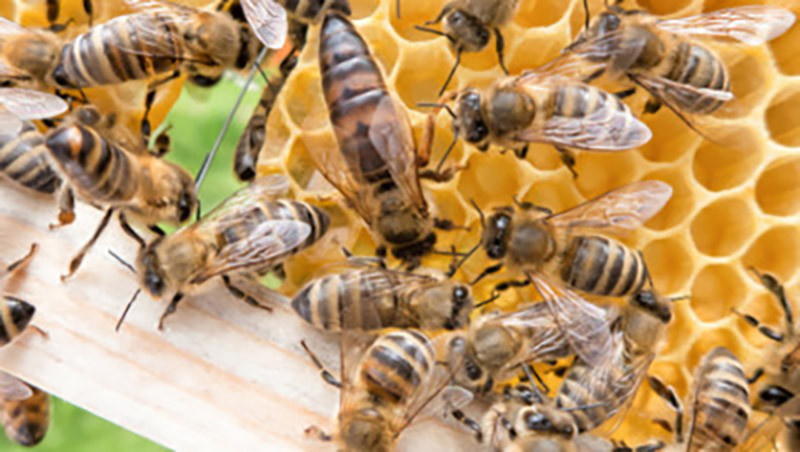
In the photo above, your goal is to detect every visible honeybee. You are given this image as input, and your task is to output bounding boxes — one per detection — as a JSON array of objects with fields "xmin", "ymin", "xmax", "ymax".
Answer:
[
  {"xmin": 304, "ymin": 328, "xmax": 471, "ymax": 451},
  {"xmin": 0, "ymin": 120, "xmax": 62, "ymax": 195},
  {"xmin": 563, "ymin": 4, "xmax": 795, "ymax": 128},
  {"xmin": 416, "ymin": 0, "xmax": 521, "ymax": 95},
  {"xmin": 315, "ymin": 13, "xmax": 458, "ymax": 266},
  {"xmin": 291, "ymin": 260, "xmax": 474, "ymax": 333},
  {"xmin": 430, "ymin": 69, "xmax": 653, "ymax": 177},
  {"xmin": 0, "ymin": 372, "xmax": 49, "ymax": 447},
  {"xmin": 0, "ymin": 87, "xmax": 68, "ymax": 136},
  {"xmin": 640, "ymin": 347, "xmax": 751, "ymax": 451},
  {"xmin": 0, "ymin": 244, "xmax": 39, "ymax": 346},
  {"xmin": 0, "ymin": 18, "xmax": 62, "ymax": 90},
  {"xmin": 131, "ymin": 174, "xmax": 330, "ymax": 329},
  {"xmin": 233, "ymin": 53, "xmax": 297, "ymax": 182}
]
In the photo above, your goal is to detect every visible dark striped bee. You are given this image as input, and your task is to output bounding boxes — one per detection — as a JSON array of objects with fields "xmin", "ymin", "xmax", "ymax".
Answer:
[
  {"xmin": 0, "ymin": 18, "xmax": 62, "ymax": 90},
  {"xmin": 416, "ymin": 0, "xmax": 521, "ymax": 95},
  {"xmin": 132, "ymin": 174, "xmax": 330, "ymax": 329},
  {"xmin": 291, "ymin": 262, "xmax": 474, "ymax": 333},
  {"xmin": 642, "ymin": 347, "xmax": 751, "ymax": 451},
  {"xmin": 304, "ymin": 328, "xmax": 471, "ymax": 452},
  {"xmin": 430, "ymin": 68, "xmax": 652, "ymax": 177},
  {"xmin": 0, "ymin": 372, "xmax": 49, "ymax": 448},
  {"xmin": 564, "ymin": 4, "xmax": 795, "ymax": 127},
  {"xmin": 315, "ymin": 12, "xmax": 457, "ymax": 266},
  {"xmin": 0, "ymin": 120, "xmax": 62, "ymax": 195},
  {"xmin": 233, "ymin": 53, "xmax": 297, "ymax": 182},
  {"xmin": 0, "ymin": 244, "xmax": 39, "ymax": 347},
  {"xmin": 472, "ymin": 180, "xmax": 671, "ymax": 302}
]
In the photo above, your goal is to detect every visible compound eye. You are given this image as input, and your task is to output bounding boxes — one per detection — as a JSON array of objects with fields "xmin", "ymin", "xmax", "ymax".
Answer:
[
  {"xmin": 453, "ymin": 286, "xmax": 468, "ymax": 300},
  {"xmin": 465, "ymin": 360, "xmax": 482, "ymax": 381}
]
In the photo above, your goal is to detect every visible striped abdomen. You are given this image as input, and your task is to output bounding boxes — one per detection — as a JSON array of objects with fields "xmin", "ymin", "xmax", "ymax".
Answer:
[
  {"xmin": 45, "ymin": 124, "xmax": 139, "ymax": 203},
  {"xmin": 687, "ymin": 347, "xmax": 751, "ymax": 451},
  {"xmin": 560, "ymin": 235, "xmax": 648, "ymax": 297},
  {"xmin": 55, "ymin": 12, "xmax": 182, "ymax": 88},
  {"xmin": 319, "ymin": 13, "xmax": 394, "ymax": 185},
  {"xmin": 279, "ymin": 0, "xmax": 351, "ymax": 23},
  {"xmin": 1, "ymin": 384, "xmax": 49, "ymax": 447},
  {"xmin": 291, "ymin": 268, "xmax": 398, "ymax": 332},
  {"xmin": 0, "ymin": 122, "xmax": 61, "ymax": 194},
  {"xmin": 661, "ymin": 41, "xmax": 730, "ymax": 114},
  {"xmin": 0, "ymin": 296, "xmax": 35, "ymax": 346},
  {"xmin": 555, "ymin": 355, "xmax": 631, "ymax": 432},
  {"xmin": 359, "ymin": 330, "xmax": 434, "ymax": 405}
]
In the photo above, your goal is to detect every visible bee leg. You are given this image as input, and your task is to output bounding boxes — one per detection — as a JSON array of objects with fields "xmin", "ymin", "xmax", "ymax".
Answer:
[
  {"xmin": 582, "ymin": 0, "xmax": 590, "ymax": 30},
  {"xmin": 149, "ymin": 225, "xmax": 166, "ymax": 236},
  {"xmin": 438, "ymin": 47, "xmax": 462, "ymax": 97},
  {"xmin": 747, "ymin": 367, "xmax": 765, "ymax": 384},
  {"xmin": 300, "ymin": 340, "xmax": 341, "ymax": 388},
  {"xmin": 632, "ymin": 442, "xmax": 666, "ymax": 452},
  {"xmin": 451, "ymin": 409, "xmax": 483, "ymax": 442},
  {"xmin": 731, "ymin": 309, "xmax": 784, "ymax": 342},
  {"xmin": 150, "ymin": 124, "xmax": 172, "ymax": 158},
  {"xmin": 117, "ymin": 212, "xmax": 146, "ymax": 249},
  {"xmin": 494, "ymin": 28, "xmax": 509, "ymax": 76},
  {"xmin": 142, "ymin": 71, "xmax": 181, "ymax": 143},
  {"xmin": 648, "ymin": 375, "xmax": 683, "ymax": 443},
  {"xmin": 614, "ymin": 87, "xmax": 637, "ymax": 99},
  {"xmin": 583, "ymin": 67, "xmax": 605, "ymax": 83},
  {"xmin": 49, "ymin": 187, "xmax": 75, "ymax": 230},
  {"xmin": 221, "ymin": 275, "xmax": 273, "ymax": 312},
  {"xmin": 470, "ymin": 263, "xmax": 504, "ymax": 285},
  {"xmin": 748, "ymin": 266, "xmax": 793, "ymax": 329},
  {"xmin": 554, "ymin": 146, "xmax": 578, "ymax": 178},
  {"xmin": 513, "ymin": 145, "xmax": 529, "ymax": 159},
  {"xmin": 158, "ymin": 292, "xmax": 184, "ymax": 331},
  {"xmin": 61, "ymin": 208, "xmax": 114, "ymax": 281},
  {"xmin": 3, "ymin": 243, "xmax": 37, "ymax": 277},
  {"xmin": 433, "ymin": 218, "xmax": 469, "ymax": 231},
  {"xmin": 425, "ymin": 3, "xmax": 454, "ymax": 25},
  {"xmin": 494, "ymin": 278, "xmax": 530, "ymax": 293},
  {"xmin": 644, "ymin": 98, "xmax": 662, "ymax": 115},
  {"xmin": 304, "ymin": 425, "xmax": 332, "ymax": 442},
  {"xmin": 83, "ymin": 0, "xmax": 93, "ymax": 26},
  {"xmin": 376, "ymin": 246, "xmax": 388, "ymax": 260}
]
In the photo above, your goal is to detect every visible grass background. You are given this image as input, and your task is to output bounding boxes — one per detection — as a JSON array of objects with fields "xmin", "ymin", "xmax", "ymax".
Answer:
[{"xmin": 0, "ymin": 75, "xmax": 266, "ymax": 450}]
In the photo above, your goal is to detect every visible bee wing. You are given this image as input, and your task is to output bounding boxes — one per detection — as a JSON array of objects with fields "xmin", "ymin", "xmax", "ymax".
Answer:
[
  {"xmin": 739, "ymin": 396, "xmax": 800, "ymax": 451},
  {"xmin": 529, "ymin": 274, "xmax": 616, "ymax": 368},
  {"xmin": 367, "ymin": 95, "xmax": 428, "ymax": 213},
  {"xmin": 547, "ymin": 180, "xmax": 672, "ymax": 236},
  {"xmin": 0, "ymin": 372, "xmax": 33, "ymax": 401},
  {"xmin": 0, "ymin": 109, "xmax": 23, "ymax": 136},
  {"xmin": 656, "ymin": 6, "xmax": 796, "ymax": 45},
  {"xmin": 241, "ymin": 0, "xmax": 288, "ymax": 49},
  {"xmin": 195, "ymin": 174, "xmax": 290, "ymax": 224},
  {"xmin": 490, "ymin": 302, "xmax": 571, "ymax": 364},
  {"xmin": 514, "ymin": 79, "xmax": 652, "ymax": 151},
  {"xmin": 338, "ymin": 329, "xmax": 381, "ymax": 415},
  {"xmin": 0, "ymin": 88, "xmax": 68, "ymax": 120}
]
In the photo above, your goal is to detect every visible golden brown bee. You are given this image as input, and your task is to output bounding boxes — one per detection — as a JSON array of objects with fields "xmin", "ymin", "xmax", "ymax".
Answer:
[
  {"xmin": 46, "ymin": 117, "xmax": 198, "ymax": 281},
  {"xmin": 0, "ymin": 19, "xmax": 62, "ymax": 90},
  {"xmin": 0, "ymin": 372, "xmax": 49, "ymax": 448},
  {"xmin": 291, "ymin": 262, "xmax": 474, "ymax": 333},
  {"xmin": 0, "ymin": 244, "xmax": 39, "ymax": 346},
  {"xmin": 416, "ymin": 0, "xmax": 521, "ymax": 94},
  {"xmin": 131, "ymin": 174, "xmax": 329, "ymax": 329},
  {"xmin": 431, "ymin": 70, "xmax": 652, "ymax": 177},
  {"xmin": 564, "ymin": 4, "xmax": 795, "ymax": 124},
  {"xmin": 304, "ymin": 328, "xmax": 471, "ymax": 452},
  {"xmin": 0, "ymin": 120, "xmax": 62, "ymax": 195},
  {"xmin": 315, "ymin": 12, "xmax": 457, "ymax": 265},
  {"xmin": 233, "ymin": 53, "xmax": 297, "ymax": 182},
  {"xmin": 642, "ymin": 347, "xmax": 751, "ymax": 451}
]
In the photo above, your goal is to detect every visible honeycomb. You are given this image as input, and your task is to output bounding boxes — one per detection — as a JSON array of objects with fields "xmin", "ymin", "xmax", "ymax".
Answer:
[{"xmin": 251, "ymin": 0, "xmax": 800, "ymax": 447}]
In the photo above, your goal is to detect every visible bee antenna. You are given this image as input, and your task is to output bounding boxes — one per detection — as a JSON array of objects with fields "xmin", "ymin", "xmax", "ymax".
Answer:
[
  {"xmin": 521, "ymin": 363, "xmax": 549, "ymax": 397},
  {"xmin": 561, "ymin": 402, "xmax": 606, "ymax": 412},
  {"xmin": 473, "ymin": 290, "xmax": 500, "ymax": 309},
  {"xmin": 414, "ymin": 25, "xmax": 455, "ymax": 44},
  {"xmin": 195, "ymin": 46, "xmax": 269, "ymax": 191},
  {"xmin": 666, "ymin": 294, "xmax": 690, "ymax": 303},
  {"xmin": 115, "ymin": 288, "xmax": 141, "ymax": 332},
  {"xmin": 416, "ymin": 102, "xmax": 457, "ymax": 119},
  {"xmin": 470, "ymin": 198, "xmax": 486, "ymax": 230},
  {"xmin": 447, "ymin": 241, "xmax": 480, "ymax": 277},
  {"xmin": 107, "ymin": 249, "xmax": 136, "ymax": 274},
  {"xmin": 582, "ymin": 0, "xmax": 590, "ymax": 30}
]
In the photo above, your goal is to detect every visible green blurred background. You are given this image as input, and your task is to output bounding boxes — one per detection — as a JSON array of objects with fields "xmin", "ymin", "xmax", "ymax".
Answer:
[{"xmin": 0, "ymin": 75, "xmax": 266, "ymax": 450}]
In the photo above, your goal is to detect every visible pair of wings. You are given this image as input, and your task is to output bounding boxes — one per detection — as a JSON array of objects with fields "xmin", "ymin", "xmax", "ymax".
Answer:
[
  {"xmin": 0, "ymin": 87, "xmax": 67, "ymax": 136},
  {"xmin": 185, "ymin": 174, "xmax": 313, "ymax": 283},
  {"xmin": 502, "ymin": 73, "xmax": 652, "ymax": 151},
  {"xmin": 0, "ymin": 371, "xmax": 34, "ymax": 402},
  {"xmin": 307, "ymin": 94, "xmax": 428, "ymax": 227}
]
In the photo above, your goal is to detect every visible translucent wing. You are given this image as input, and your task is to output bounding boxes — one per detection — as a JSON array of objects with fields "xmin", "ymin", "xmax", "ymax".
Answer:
[
  {"xmin": 195, "ymin": 174, "xmax": 290, "ymax": 223},
  {"xmin": 739, "ymin": 396, "xmax": 800, "ymax": 451},
  {"xmin": 488, "ymin": 301, "xmax": 572, "ymax": 366},
  {"xmin": 657, "ymin": 6, "xmax": 796, "ymax": 45},
  {"xmin": 0, "ymin": 17, "xmax": 26, "ymax": 38},
  {"xmin": 241, "ymin": 0, "xmax": 288, "ymax": 49},
  {"xmin": 591, "ymin": 348, "xmax": 654, "ymax": 437},
  {"xmin": 0, "ymin": 88, "xmax": 68, "ymax": 120},
  {"xmin": 530, "ymin": 275, "xmax": 616, "ymax": 368},
  {"xmin": 367, "ymin": 96, "xmax": 428, "ymax": 213},
  {"xmin": 339, "ymin": 329, "xmax": 380, "ymax": 420},
  {"xmin": 514, "ymin": 79, "xmax": 651, "ymax": 151},
  {"xmin": 547, "ymin": 180, "xmax": 672, "ymax": 236},
  {"xmin": 0, "ymin": 372, "xmax": 33, "ymax": 401},
  {"xmin": 0, "ymin": 109, "xmax": 22, "ymax": 136}
]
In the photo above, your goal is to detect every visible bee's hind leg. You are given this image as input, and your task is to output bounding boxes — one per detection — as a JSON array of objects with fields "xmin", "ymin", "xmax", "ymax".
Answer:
[
  {"xmin": 554, "ymin": 146, "xmax": 578, "ymax": 179},
  {"xmin": 221, "ymin": 275, "xmax": 273, "ymax": 312}
]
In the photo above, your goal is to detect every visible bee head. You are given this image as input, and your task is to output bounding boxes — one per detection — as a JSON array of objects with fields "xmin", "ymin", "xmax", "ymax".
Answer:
[
  {"xmin": 517, "ymin": 406, "xmax": 575, "ymax": 440},
  {"xmin": 414, "ymin": 282, "xmax": 473, "ymax": 330},
  {"xmin": 8, "ymin": 419, "xmax": 47, "ymax": 447},
  {"xmin": 483, "ymin": 209, "xmax": 513, "ymax": 259},
  {"xmin": 341, "ymin": 408, "xmax": 389, "ymax": 451},
  {"xmin": 631, "ymin": 290, "xmax": 672, "ymax": 323},
  {"xmin": 757, "ymin": 385, "xmax": 794, "ymax": 410},
  {"xmin": 1, "ymin": 296, "xmax": 35, "ymax": 341},
  {"xmin": 138, "ymin": 238, "xmax": 167, "ymax": 297},
  {"xmin": 443, "ymin": 9, "xmax": 490, "ymax": 52},
  {"xmin": 455, "ymin": 89, "xmax": 490, "ymax": 147}
]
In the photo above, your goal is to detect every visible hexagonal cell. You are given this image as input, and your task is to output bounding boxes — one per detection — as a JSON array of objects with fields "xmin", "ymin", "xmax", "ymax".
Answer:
[
  {"xmin": 770, "ymin": 15, "xmax": 800, "ymax": 76},
  {"xmin": 574, "ymin": 151, "xmax": 642, "ymax": 200},
  {"xmin": 640, "ymin": 169, "xmax": 695, "ymax": 232},
  {"xmin": 690, "ymin": 197, "xmax": 754, "ymax": 257},
  {"xmin": 418, "ymin": 123, "xmax": 467, "ymax": 176},
  {"xmin": 737, "ymin": 293, "xmax": 785, "ymax": 349},
  {"xmin": 507, "ymin": 33, "xmax": 569, "ymax": 75},
  {"xmin": 514, "ymin": 0, "xmax": 571, "ymax": 28},
  {"xmin": 522, "ymin": 143, "xmax": 562, "ymax": 172},
  {"xmin": 396, "ymin": 45, "xmax": 460, "ymax": 111},
  {"xmin": 766, "ymin": 90, "xmax": 800, "ymax": 147},
  {"xmin": 742, "ymin": 226, "xmax": 800, "ymax": 282},
  {"xmin": 639, "ymin": 110, "xmax": 701, "ymax": 162},
  {"xmin": 685, "ymin": 327, "xmax": 744, "ymax": 372},
  {"xmin": 285, "ymin": 137, "xmax": 317, "ymax": 189},
  {"xmin": 649, "ymin": 360, "xmax": 689, "ymax": 403},
  {"xmin": 428, "ymin": 188, "xmax": 468, "ymax": 232},
  {"xmin": 389, "ymin": 0, "xmax": 446, "ymax": 42},
  {"xmin": 523, "ymin": 178, "xmax": 583, "ymax": 214},
  {"xmin": 259, "ymin": 113, "xmax": 293, "ymax": 160},
  {"xmin": 691, "ymin": 265, "xmax": 746, "ymax": 323},
  {"xmin": 358, "ymin": 23, "xmax": 400, "ymax": 76},
  {"xmin": 715, "ymin": 52, "xmax": 769, "ymax": 119},
  {"xmin": 643, "ymin": 237, "xmax": 694, "ymax": 295},
  {"xmin": 692, "ymin": 128, "xmax": 761, "ymax": 192},
  {"xmin": 457, "ymin": 151, "xmax": 526, "ymax": 210},
  {"xmin": 282, "ymin": 67, "xmax": 327, "ymax": 131},
  {"xmin": 350, "ymin": 0, "xmax": 380, "ymax": 19},
  {"xmin": 636, "ymin": 0, "xmax": 693, "ymax": 15},
  {"xmin": 755, "ymin": 156, "xmax": 800, "ymax": 216}
]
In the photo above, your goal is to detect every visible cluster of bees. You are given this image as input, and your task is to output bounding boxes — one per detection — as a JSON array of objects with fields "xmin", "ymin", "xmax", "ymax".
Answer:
[{"xmin": 0, "ymin": 0, "xmax": 797, "ymax": 450}]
